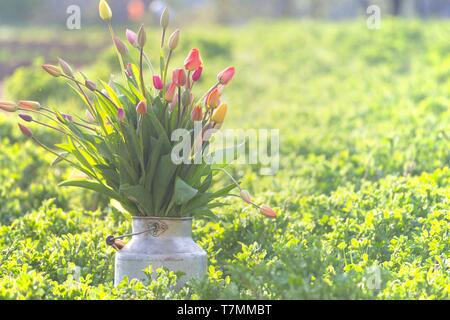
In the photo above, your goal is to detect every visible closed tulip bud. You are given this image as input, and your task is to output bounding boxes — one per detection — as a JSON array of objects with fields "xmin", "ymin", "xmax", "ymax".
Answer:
[
  {"xmin": 153, "ymin": 75, "xmax": 163, "ymax": 90},
  {"xmin": 172, "ymin": 68, "xmax": 186, "ymax": 87},
  {"xmin": 58, "ymin": 58, "xmax": 74, "ymax": 78},
  {"xmin": 136, "ymin": 100, "xmax": 147, "ymax": 115},
  {"xmin": 191, "ymin": 105, "xmax": 203, "ymax": 122},
  {"xmin": 117, "ymin": 108, "xmax": 125, "ymax": 121},
  {"xmin": 206, "ymin": 87, "xmax": 221, "ymax": 109},
  {"xmin": 0, "ymin": 101, "xmax": 17, "ymax": 112},
  {"xmin": 211, "ymin": 103, "xmax": 227, "ymax": 124},
  {"xmin": 42, "ymin": 64, "xmax": 61, "ymax": 77},
  {"xmin": 260, "ymin": 205, "xmax": 277, "ymax": 218},
  {"xmin": 192, "ymin": 67, "xmax": 203, "ymax": 82},
  {"xmin": 138, "ymin": 24, "xmax": 146, "ymax": 48},
  {"xmin": 62, "ymin": 113, "xmax": 73, "ymax": 122},
  {"xmin": 18, "ymin": 123, "xmax": 33, "ymax": 138},
  {"xmin": 85, "ymin": 80, "xmax": 97, "ymax": 91},
  {"xmin": 18, "ymin": 114, "xmax": 33, "ymax": 122},
  {"xmin": 217, "ymin": 66, "xmax": 235, "ymax": 85},
  {"xmin": 19, "ymin": 100, "xmax": 41, "ymax": 110},
  {"xmin": 113, "ymin": 36, "xmax": 128, "ymax": 56},
  {"xmin": 184, "ymin": 48, "xmax": 203, "ymax": 71},
  {"xmin": 168, "ymin": 29, "xmax": 180, "ymax": 50},
  {"xmin": 126, "ymin": 29, "xmax": 138, "ymax": 47},
  {"xmin": 99, "ymin": 0, "xmax": 112, "ymax": 21},
  {"xmin": 182, "ymin": 89, "xmax": 192, "ymax": 107},
  {"xmin": 160, "ymin": 7, "xmax": 169, "ymax": 29},
  {"xmin": 165, "ymin": 82, "xmax": 176, "ymax": 102},
  {"xmin": 240, "ymin": 190, "xmax": 252, "ymax": 204}
]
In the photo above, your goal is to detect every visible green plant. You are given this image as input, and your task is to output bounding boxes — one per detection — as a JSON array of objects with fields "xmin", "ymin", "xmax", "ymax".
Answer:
[{"xmin": 0, "ymin": 2, "xmax": 275, "ymax": 220}]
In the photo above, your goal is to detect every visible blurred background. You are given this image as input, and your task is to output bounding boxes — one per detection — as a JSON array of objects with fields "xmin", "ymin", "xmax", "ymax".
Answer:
[{"xmin": 1, "ymin": 0, "xmax": 450, "ymax": 84}]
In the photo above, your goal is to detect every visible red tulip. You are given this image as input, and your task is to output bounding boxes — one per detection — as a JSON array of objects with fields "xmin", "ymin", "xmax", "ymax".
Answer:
[
  {"xmin": 153, "ymin": 75, "xmax": 163, "ymax": 90},
  {"xmin": 165, "ymin": 82, "xmax": 176, "ymax": 102},
  {"xmin": 217, "ymin": 66, "xmax": 235, "ymax": 85},
  {"xmin": 205, "ymin": 87, "xmax": 221, "ymax": 109},
  {"xmin": 172, "ymin": 68, "xmax": 186, "ymax": 87},
  {"xmin": 191, "ymin": 105, "xmax": 203, "ymax": 122},
  {"xmin": 184, "ymin": 48, "xmax": 203, "ymax": 71},
  {"xmin": 136, "ymin": 100, "xmax": 147, "ymax": 115},
  {"xmin": 192, "ymin": 67, "xmax": 203, "ymax": 82},
  {"xmin": 18, "ymin": 123, "xmax": 33, "ymax": 138},
  {"xmin": 260, "ymin": 205, "xmax": 277, "ymax": 219}
]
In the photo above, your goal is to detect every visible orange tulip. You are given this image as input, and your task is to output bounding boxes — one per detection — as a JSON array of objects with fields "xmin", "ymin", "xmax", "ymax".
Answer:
[
  {"xmin": 18, "ymin": 100, "xmax": 41, "ymax": 110},
  {"xmin": 205, "ymin": 87, "xmax": 221, "ymax": 109},
  {"xmin": 184, "ymin": 48, "xmax": 203, "ymax": 71},
  {"xmin": 191, "ymin": 105, "xmax": 203, "ymax": 121},
  {"xmin": 260, "ymin": 205, "xmax": 277, "ymax": 218},
  {"xmin": 136, "ymin": 100, "xmax": 147, "ymax": 115}
]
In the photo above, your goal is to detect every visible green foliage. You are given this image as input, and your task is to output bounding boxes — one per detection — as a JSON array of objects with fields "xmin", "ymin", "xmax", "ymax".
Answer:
[{"xmin": 2, "ymin": 19, "xmax": 450, "ymax": 299}]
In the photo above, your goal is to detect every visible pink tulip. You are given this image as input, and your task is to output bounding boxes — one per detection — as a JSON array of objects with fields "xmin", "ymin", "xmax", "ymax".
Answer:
[
  {"xmin": 165, "ymin": 82, "xmax": 177, "ymax": 102},
  {"xmin": 192, "ymin": 67, "xmax": 203, "ymax": 82},
  {"xmin": 117, "ymin": 108, "xmax": 125, "ymax": 121},
  {"xmin": 217, "ymin": 66, "xmax": 235, "ymax": 85},
  {"xmin": 260, "ymin": 205, "xmax": 277, "ymax": 219},
  {"xmin": 126, "ymin": 29, "xmax": 138, "ymax": 47},
  {"xmin": 153, "ymin": 75, "xmax": 163, "ymax": 90},
  {"xmin": 184, "ymin": 48, "xmax": 203, "ymax": 71},
  {"xmin": 0, "ymin": 101, "xmax": 17, "ymax": 112},
  {"xmin": 172, "ymin": 68, "xmax": 186, "ymax": 87},
  {"xmin": 18, "ymin": 123, "xmax": 33, "ymax": 138}
]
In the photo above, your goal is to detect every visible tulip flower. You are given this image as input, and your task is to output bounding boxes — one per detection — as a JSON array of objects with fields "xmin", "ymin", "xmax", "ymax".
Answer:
[
  {"xmin": 173, "ymin": 68, "xmax": 186, "ymax": 87},
  {"xmin": 19, "ymin": 114, "xmax": 33, "ymax": 122},
  {"xmin": 168, "ymin": 29, "xmax": 180, "ymax": 50},
  {"xmin": 206, "ymin": 87, "xmax": 221, "ymax": 109},
  {"xmin": 153, "ymin": 75, "xmax": 163, "ymax": 90},
  {"xmin": 58, "ymin": 58, "xmax": 74, "ymax": 78},
  {"xmin": 62, "ymin": 113, "xmax": 74, "ymax": 122},
  {"xmin": 240, "ymin": 190, "xmax": 252, "ymax": 204},
  {"xmin": 19, "ymin": 101, "xmax": 41, "ymax": 110},
  {"xmin": 260, "ymin": 205, "xmax": 277, "ymax": 218},
  {"xmin": 160, "ymin": 7, "xmax": 169, "ymax": 29},
  {"xmin": 113, "ymin": 36, "xmax": 128, "ymax": 56},
  {"xmin": 184, "ymin": 48, "xmax": 203, "ymax": 71},
  {"xmin": 138, "ymin": 24, "xmax": 146, "ymax": 48},
  {"xmin": 191, "ymin": 106, "xmax": 203, "ymax": 122},
  {"xmin": 126, "ymin": 29, "xmax": 138, "ymax": 47},
  {"xmin": 165, "ymin": 82, "xmax": 176, "ymax": 102},
  {"xmin": 192, "ymin": 67, "xmax": 203, "ymax": 82},
  {"xmin": 117, "ymin": 108, "xmax": 125, "ymax": 121},
  {"xmin": 85, "ymin": 80, "xmax": 97, "ymax": 91},
  {"xmin": 42, "ymin": 64, "xmax": 61, "ymax": 77},
  {"xmin": 211, "ymin": 103, "xmax": 227, "ymax": 124},
  {"xmin": 218, "ymin": 66, "xmax": 235, "ymax": 85},
  {"xmin": 136, "ymin": 100, "xmax": 147, "ymax": 115},
  {"xmin": 18, "ymin": 123, "xmax": 33, "ymax": 138},
  {"xmin": 99, "ymin": 0, "xmax": 112, "ymax": 21},
  {"xmin": 0, "ymin": 101, "xmax": 17, "ymax": 112}
]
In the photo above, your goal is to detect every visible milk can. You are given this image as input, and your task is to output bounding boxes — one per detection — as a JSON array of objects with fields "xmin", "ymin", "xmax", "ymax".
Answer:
[{"xmin": 114, "ymin": 217, "xmax": 207, "ymax": 288}]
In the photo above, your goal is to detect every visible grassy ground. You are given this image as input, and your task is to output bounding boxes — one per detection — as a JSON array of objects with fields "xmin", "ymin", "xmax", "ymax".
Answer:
[{"xmin": 1, "ymin": 19, "xmax": 450, "ymax": 299}]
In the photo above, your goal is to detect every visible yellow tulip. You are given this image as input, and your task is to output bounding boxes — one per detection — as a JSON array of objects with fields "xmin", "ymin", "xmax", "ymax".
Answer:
[
  {"xmin": 211, "ymin": 103, "xmax": 227, "ymax": 124},
  {"xmin": 99, "ymin": 0, "xmax": 112, "ymax": 21}
]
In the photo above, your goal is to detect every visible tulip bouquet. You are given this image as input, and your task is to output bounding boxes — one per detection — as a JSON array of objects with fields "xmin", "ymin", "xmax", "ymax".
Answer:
[{"xmin": 0, "ymin": 1, "xmax": 276, "ymax": 219}]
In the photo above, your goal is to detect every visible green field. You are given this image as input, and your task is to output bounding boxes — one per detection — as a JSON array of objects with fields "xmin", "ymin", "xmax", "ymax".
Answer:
[{"xmin": 2, "ymin": 19, "xmax": 450, "ymax": 299}]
